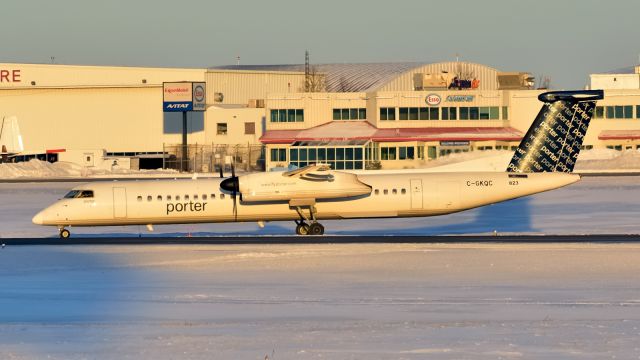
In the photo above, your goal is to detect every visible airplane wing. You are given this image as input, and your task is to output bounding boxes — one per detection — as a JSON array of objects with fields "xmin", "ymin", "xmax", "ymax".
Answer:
[{"xmin": 282, "ymin": 163, "xmax": 332, "ymax": 178}]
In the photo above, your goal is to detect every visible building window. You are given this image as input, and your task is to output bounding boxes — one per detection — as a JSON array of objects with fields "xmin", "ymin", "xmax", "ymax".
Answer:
[
  {"xmin": 380, "ymin": 107, "xmax": 396, "ymax": 121},
  {"xmin": 442, "ymin": 107, "xmax": 457, "ymax": 120},
  {"xmin": 270, "ymin": 148, "xmax": 287, "ymax": 162},
  {"xmin": 469, "ymin": 107, "xmax": 479, "ymax": 120},
  {"xmin": 419, "ymin": 107, "xmax": 429, "ymax": 120},
  {"xmin": 502, "ymin": 106, "xmax": 508, "ymax": 120},
  {"xmin": 399, "ymin": 107, "xmax": 439, "ymax": 120},
  {"xmin": 381, "ymin": 146, "xmax": 397, "ymax": 160},
  {"xmin": 409, "ymin": 107, "xmax": 419, "ymax": 120},
  {"xmin": 476, "ymin": 106, "xmax": 499, "ymax": 120},
  {"xmin": 333, "ymin": 108, "xmax": 366, "ymax": 120},
  {"xmin": 270, "ymin": 109, "xmax": 304, "ymax": 122},
  {"xmin": 595, "ymin": 106, "xmax": 604, "ymax": 119},
  {"xmin": 217, "ymin": 123, "xmax": 227, "ymax": 135},
  {"xmin": 606, "ymin": 105, "xmax": 634, "ymax": 119},
  {"xmin": 636, "ymin": 105, "xmax": 640, "ymax": 119},
  {"xmin": 398, "ymin": 146, "xmax": 415, "ymax": 160},
  {"xmin": 460, "ymin": 107, "xmax": 469, "ymax": 120},
  {"xmin": 289, "ymin": 146, "xmax": 365, "ymax": 170},
  {"xmin": 244, "ymin": 122, "xmax": 255, "ymax": 135},
  {"xmin": 399, "ymin": 107, "xmax": 409, "ymax": 120}
]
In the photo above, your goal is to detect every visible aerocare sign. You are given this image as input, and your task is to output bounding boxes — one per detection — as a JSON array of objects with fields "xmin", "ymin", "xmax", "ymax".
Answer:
[{"xmin": 163, "ymin": 82, "xmax": 206, "ymax": 112}]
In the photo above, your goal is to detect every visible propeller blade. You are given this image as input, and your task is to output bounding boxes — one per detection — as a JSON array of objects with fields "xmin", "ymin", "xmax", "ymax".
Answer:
[
  {"xmin": 219, "ymin": 165, "xmax": 223, "ymax": 178},
  {"xmin": 231, "ymin": 163, "xmax": 235, "ymax": 178}
]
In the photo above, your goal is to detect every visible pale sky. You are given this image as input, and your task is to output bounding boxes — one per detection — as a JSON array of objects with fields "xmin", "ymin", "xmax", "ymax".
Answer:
[{"xmin": 1, "ymin": 0, "xmax": 637, "ymax": 88}]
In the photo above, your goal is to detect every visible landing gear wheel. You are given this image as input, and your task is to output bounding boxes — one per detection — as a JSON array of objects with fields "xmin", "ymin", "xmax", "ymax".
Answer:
[
  {"xmin": 59, "ymin": 229, "xmax": 71, "ymax": 239},
  {"xmin": 296, "ymin": 223, "xmax": 310, "ymax": 235},
  {"xmin": 308, "ymin": 223, "xmax": 324, "ymax": 236}
]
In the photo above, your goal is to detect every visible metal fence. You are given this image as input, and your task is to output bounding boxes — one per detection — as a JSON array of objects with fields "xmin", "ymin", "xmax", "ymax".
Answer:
[{"xmin": 162, "ymin": 143, "xmax": 266, "ymax": 173}]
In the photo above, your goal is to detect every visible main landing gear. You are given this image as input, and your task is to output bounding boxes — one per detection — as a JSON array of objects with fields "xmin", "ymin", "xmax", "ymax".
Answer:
[
  {"xmin": 58, "ymin": 227, "xmax": 71, "ymax": 239},
  {"xmin": 294, "ymin": 205, "xmax": 324, "ymax": 236}
]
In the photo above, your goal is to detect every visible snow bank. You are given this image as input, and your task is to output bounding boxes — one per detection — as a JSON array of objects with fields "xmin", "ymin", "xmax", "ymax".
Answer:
[
  {"xmin": 423, "ymin": 149, "xmax": 640, "ymax": 172},
  {"xmin": 0, "ymin": 160, "xmax": 178, "ymax": 179},
  {"xmin": 2, "ymin": 148, "xmax": 640, "ymax": 179},
  {"xmin": 574, "ymin": 149, "xmax": 640, "ymax": 171}
]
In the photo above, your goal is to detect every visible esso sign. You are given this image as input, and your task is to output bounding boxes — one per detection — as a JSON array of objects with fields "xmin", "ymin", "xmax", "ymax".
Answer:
[{"xmin": 426, "ymin": 94, "xmax": 441, "ymax": 106}]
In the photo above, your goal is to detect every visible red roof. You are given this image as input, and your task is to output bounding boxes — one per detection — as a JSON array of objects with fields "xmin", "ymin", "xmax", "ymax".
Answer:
[
  {"xmin": 260, "ymin": 121, "xmax": 523, "ymax": 144},
  {"xmin": 598, "ymin": 130, "xmax": 640, "ymax": 140}
]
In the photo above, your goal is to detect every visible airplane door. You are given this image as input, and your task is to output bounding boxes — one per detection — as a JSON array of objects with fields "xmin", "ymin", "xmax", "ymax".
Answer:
[
  {"xmin": 410, "ymin": 179, "xmax": 423, "ymax": 209},
  {"xmin": 113, "ymin": 187, "xmax": 127, "ymax": 218}
]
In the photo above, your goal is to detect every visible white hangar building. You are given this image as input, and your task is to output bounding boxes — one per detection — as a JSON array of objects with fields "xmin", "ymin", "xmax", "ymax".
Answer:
[{"xmin": 1, "ymin": 61, "xmax": 637, "ymax": 171}]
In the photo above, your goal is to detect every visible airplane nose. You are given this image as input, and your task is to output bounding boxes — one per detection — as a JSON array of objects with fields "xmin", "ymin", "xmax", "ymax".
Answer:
[{"xmin": 32, "ymin": 211, "xmax": 44, "ymax": 225}]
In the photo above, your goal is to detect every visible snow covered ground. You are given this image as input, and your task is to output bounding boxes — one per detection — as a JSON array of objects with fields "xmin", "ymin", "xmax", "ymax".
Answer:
[
  {"xmin": 1, "ymin": 175, "xmax": 638, "ymax": 238},
  {"xmin": 2, "ymin": 149, "xmax": 640, "ymax": 180},
  {"xmin": 1, "ymin": 243, "xmax": 639, "ymax": 359}
]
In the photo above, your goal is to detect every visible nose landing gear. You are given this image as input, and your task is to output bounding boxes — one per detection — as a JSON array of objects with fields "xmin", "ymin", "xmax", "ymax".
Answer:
[{"xmin": 58, "ymin": 227, "xmax": 71, "ymax": 239}]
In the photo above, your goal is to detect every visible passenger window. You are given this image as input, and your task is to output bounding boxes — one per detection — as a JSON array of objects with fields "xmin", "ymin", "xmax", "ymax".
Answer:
[
  {"xmin": 374, "ymin": 189, "xmax": 379, "ymax": 195},
  {"xmin": 157, "ymin": 195, "xmax": 162, "ymax": 201},
  {"xmin": 194, "ymin": 194, "xmax": 198, "ymax": 200},
  {"xmin": 176, "ymin": 195, "xmax": 181, "ymax": 201},
  {"xmin": 401, "ymin": 189, "xmax": 406, "ymax": 195},
  {"xmin": 383, "ymin": 189, "xmax": 388, "ymax": 195},
  {"xmin": 392, "ymin": 189, "xmax": 397, "ymax": 195},
  {"xmin": 147, "ymin": 196, "xmax": 152, "ymax": 202},
  {"xmin": 210, "ymin": 194, "xmax": 216, "ymax": 199},
  {"xmin": 220, "ymin": 194, "xmax": 225, "ymax": 199},
  {"xmin": 185, "ymin": 195, "xmax": 189, "ymax": 200},
  {"xmin": 202, "ymin": 194, "xmax": 207, "ymax": 200},
  {"xmin": 137, "ymin": 196, "xmax": 142, "ymax": 202},
  {"xmin": 167, "ymin": 195, "xmax": 172, "ymax": 201}
]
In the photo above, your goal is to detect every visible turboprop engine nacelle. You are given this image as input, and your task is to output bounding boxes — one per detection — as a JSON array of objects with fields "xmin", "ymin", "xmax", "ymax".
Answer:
[{"xmin": 238, "ymin": 170, "xmax": 372, "ymax": 202}]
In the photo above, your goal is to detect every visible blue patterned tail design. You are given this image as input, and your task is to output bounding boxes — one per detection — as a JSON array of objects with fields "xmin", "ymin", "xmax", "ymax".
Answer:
[{"xmin": 507, "ymin": 90, "xmax": 604, "ymax": 173}]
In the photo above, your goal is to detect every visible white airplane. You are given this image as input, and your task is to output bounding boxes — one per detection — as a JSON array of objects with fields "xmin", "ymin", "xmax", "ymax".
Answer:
[{"xmin": 33, "ymin": 90, "xmax": 604, "ymax": 238}]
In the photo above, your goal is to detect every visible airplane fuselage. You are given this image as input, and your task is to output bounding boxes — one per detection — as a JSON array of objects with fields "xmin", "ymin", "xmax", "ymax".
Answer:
[{"xmin": 32, "ymin": 171, "xmax": 579, "ymax": 227}]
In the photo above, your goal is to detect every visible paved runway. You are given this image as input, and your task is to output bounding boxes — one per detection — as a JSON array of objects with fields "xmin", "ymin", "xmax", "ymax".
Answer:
[
  {"xmin": 2, "ymin": 241, "xmax": 640, "ymax": 359},
  {"xmin": 2, "ymin": 233, "xmax": 639, "ymax": 245}
]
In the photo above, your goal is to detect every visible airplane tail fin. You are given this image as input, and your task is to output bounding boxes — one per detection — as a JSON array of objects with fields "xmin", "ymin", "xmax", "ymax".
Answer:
[
  {"xmin": 0, "ymin": 116, "xmax": 24, "ymax": 154},
  {"xmin": 507, "ymin": 90, "xmax": 604, "ymax": 173}
]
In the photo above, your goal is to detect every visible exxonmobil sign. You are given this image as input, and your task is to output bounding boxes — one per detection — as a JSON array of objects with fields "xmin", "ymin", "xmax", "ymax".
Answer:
[{"xmin": 163, "ymin": 82, "xmax": 206, "ymax": 112}]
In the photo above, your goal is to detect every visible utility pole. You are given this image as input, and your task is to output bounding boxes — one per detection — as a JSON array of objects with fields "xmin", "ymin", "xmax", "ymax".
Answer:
[{"xmin": 305, "ymin": 50, "xmax": 310, "ymax": 92}]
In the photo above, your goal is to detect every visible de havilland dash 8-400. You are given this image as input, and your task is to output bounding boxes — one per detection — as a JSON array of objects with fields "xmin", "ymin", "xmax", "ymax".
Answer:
[{"xmin": 32, "ymin": 90, "xmax": 603, "ymax": 238}]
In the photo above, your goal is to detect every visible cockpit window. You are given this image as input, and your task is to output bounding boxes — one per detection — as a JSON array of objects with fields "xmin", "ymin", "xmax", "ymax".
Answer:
[
  {"xmin": 63, "ymin": 190, "xmax": 94, "ymax": 198},
  {"xmin": 79, "ymin": 191, "xmax": 94, "ymax": 198},
  {"xmin": 64, "ymin": 190, "xmax": 80, "ymax": 198}
]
